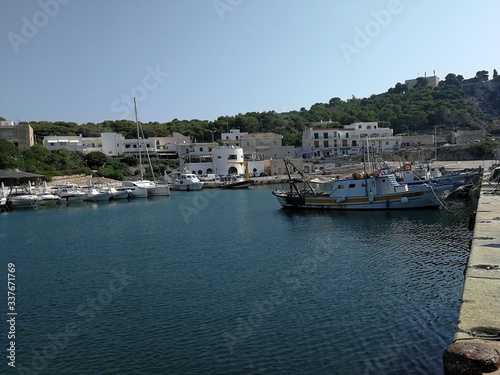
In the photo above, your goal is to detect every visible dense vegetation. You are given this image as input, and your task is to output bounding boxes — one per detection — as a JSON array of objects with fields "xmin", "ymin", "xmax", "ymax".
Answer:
[
  {"xmin": 19, "ymin": 71, "xmax": 499, "ymax": 148},
  {"xmin": 0, "ymin": 138, "xmax": 178, "ymax": 181},
  {"xmin": 1, "ymin": 70, "xmax": 499, "ymax": 178}
]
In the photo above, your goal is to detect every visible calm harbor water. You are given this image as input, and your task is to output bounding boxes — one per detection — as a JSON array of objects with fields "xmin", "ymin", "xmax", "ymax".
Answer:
[{"xmin": 1, "ymin": 185, "xmax": 474, "ymax": 374}]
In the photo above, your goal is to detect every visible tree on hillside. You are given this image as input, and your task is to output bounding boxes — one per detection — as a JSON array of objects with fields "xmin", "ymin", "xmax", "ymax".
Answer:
[
  {"xmin": 0, "ymin": 138, "xmax": 20, "ymax": 169},
  {"xmin": 442, "ymin": 73, "xmax": 463, "ymax": 87},
  {"xmin": 388, "ymin": 82, "xmax": 408, "ymax": 94},
  {"xmin": 475, "ymin": 70, "xmax": 489, "ymax": 82},
  {"xmin": 85, "ymin": 151, "xmax": 108, "ymax": 169},
  {"xmin": 413, "ymin": 77, "xmax": 429, "ymax": 88}
]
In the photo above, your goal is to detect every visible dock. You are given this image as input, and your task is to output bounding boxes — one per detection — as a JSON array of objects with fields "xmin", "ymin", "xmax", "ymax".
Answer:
[{"xmin": 443, "ymin": 173, "xmax": 500, "ymax": 374}]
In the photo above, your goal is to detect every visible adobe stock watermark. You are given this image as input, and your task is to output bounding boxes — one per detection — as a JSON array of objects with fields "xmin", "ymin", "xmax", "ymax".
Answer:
[
  {"xmin": 110, "ymin": 64, "xmax": 169, "ymax": 119},
  {"xmin": 213, "ymin": 0, "xmax": 242, "ymax": 21},
  {"xmin": 7, "ymin": 0, "xmax": 70, "ymax": 54},
  {"xmin": 339, "ymin": 0, "xmax": 403, "ymax": 63},
  {"xmin": 178, "ymin": 188, "xmax": 221, "ymax": 224},
  {"xmin": 16, "ymin": 268, "xmax": 134, "ymax": 374}
]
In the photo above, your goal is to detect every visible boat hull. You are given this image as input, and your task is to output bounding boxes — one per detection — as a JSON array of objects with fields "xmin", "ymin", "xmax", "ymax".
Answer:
[
  {"xmin": 84, "ymin": 192, "xmax": 111, "ymax": 202},
  {"xmin": 220, "ymin": 180, "xmax": 254, "ymax": 189},
  {"xmin": 147, "ymin": 185, "xmax": 171, "ymax": 196},
  {"xmin": 38, "ymin": 194, "xmax": 62, "ymax": 206},
  {"xmin": 7, "ymin": 195, "xmax": 40, "ymax": 209},
  {"xmin": 272, "ymin": 188, "xmax": 444, "ymax": 210},
  {"xmin": 59, "ymin": 193, "xmax": 87, "ymax": 203},
  {"xmin": 171, "ymin": 182, "xmax": 204, "ymax": 191},
  {"xmin": 127, "ymin": 187, "xmax": 149, "ymax": 198},
  {"xmin": 109, "ymin": 189, "xmax": 130, "ymax": 200}
]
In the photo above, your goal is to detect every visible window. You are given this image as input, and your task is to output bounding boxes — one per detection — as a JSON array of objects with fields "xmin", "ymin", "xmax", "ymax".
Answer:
[
  {"xmin": 349, "ymin": 183, "xmax": 356, "ymax": 188},
  {"xmin": 352, "ymin": 140, "xmax": 357, "ymax": 146},
  {"xmin": 314, "ymin": 133, "xmax": 319, "ymax": 139},
  {"xmin": 345, "ymin": 133, "xmax": 349, "ymax": 138},
  {"xmin": 228, "ymin": 155, "xmax": 237, "ymax": 160},
  {"xmin": 338, "ymin": 184, "xmax": 344, "ymax": 189},
  {"xmin": 358, "ymin": 125, "xmax": 362, "ymax": 129},
  {"xmin": 323, "ymin": 140, "xmax": 328, "ymax": 147},
  {"xmin": 314, "ymin": 141, "xmax": 319, "ymax": 148},
  {"xmin": 323, "ymin": 132, "xmax": 328, "ymax": 139},
  {"xmin": 367, "ymin": 125, "xmax": 371, "ymax": 130},
  {"xmin": 199, "ymin": 147, "xmax": 203, "ymax": 152}
]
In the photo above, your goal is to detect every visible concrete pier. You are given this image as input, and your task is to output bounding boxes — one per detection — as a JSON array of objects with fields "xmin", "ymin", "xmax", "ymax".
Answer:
[{"xmin": 444, "ymin": 176, "xmax": 500, "ymax": 375}]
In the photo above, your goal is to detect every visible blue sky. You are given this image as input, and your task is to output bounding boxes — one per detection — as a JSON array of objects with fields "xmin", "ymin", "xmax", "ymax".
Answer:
[{"xmin": 1, "ymin": 0, "xmax": 499, "ymax": 124}]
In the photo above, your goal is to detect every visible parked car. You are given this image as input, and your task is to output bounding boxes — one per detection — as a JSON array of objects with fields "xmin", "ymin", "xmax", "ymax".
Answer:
[{"xmin": 200, "ymin": 174, "xmax": 217, "ymax": 181}]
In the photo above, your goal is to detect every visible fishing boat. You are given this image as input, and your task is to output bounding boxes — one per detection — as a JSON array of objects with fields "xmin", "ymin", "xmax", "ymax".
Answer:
[
  {"xmin": 272, "ymin": 159, "xmax": 449, "ymax": 210},
  {"xmin": 400, "ymin": 163, "xmax": 482, "ymax": 192}
]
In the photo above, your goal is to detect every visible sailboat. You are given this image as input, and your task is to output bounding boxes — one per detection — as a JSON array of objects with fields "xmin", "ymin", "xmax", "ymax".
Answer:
[{"xmin": 119, "ymin": 98, "xmax": 170, "ymax": 197}]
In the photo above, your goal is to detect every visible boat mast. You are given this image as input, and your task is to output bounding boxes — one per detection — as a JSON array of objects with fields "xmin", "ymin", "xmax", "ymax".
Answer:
[
  {"xmin": 134, "ymin": 97, "xmax": 143, "ymax": 180},
  {"xmin": 363, "ymin": 137, "xmax": 369, "ymax": 197}
]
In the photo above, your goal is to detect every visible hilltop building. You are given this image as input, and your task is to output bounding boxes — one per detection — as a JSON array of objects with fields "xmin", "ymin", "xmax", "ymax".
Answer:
[
  {"xmin": 405, "ymin": 75, "xmax": 440, "ymax": 89},
  {"xmin": 0, "ymin": 121, "xmax": 35, "ymax": 150}
]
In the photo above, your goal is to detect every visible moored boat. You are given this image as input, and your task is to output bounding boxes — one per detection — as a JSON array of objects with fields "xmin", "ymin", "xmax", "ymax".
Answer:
[
  {"xmin": 272, "ymin": 159, "xmax": 449, "ymax": 210},
  {"xmin": 83, "ymin": 187, "xmax": 111, "ymax": 202},
  {"xmin": 168, "ymin": 169, "xmax": 204, "ymax": 191},
  {"xmin": 0, "ymin": 196, "xmax": 6, "ymax": 211},
  {"xmin": 220, "ymin": 174, "xmax": 254, "ymax": 189},
  {"xmin": 119, "ymin": 182, "xmax": 149, "ymax": 198},
  {"xmin": 50, "ymin": 184, "xmax": 87, "ymax": 203},
  {"xmin": 6, "ymin": 185, "xmax": 41, "ymax": 209},
  {"xmin": 108, "ymin": 187, "xmax": 130, "ymax": 200}
]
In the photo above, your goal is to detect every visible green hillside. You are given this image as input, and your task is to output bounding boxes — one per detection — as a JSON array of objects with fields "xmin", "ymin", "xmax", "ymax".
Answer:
[{"xmin": 1, "ymin": 70, "xmax": 499, "ymax": 177}]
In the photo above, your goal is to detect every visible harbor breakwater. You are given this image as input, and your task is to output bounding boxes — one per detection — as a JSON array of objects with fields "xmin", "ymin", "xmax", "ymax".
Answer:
[{"xmin": 443, "ymin": 174, "xmax": 500, "ymax": 374}]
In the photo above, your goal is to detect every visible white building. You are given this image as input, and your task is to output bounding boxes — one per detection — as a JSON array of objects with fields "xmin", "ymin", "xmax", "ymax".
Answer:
[
  {"xmin": 221, "ymin": 129, "xmax": 248, "ymax": 146},
  {"xmin": 43, "ymin": 135, "xmax": 85, "ymax": 152},
  {"xmin": 184, "ymin": 146, "xmax": 265, "ymax": 177},
  {"xmin": 43, "ymin": 132, "xmax": 191, "ymax": 158},
  {"xmin": 240, "ymin": 132, "xmax": 295, "ymax": 161},
  {"xmin": 302, "ymin": 122, "xmax": 400, "ymax": 158}
]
